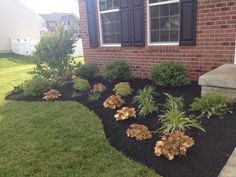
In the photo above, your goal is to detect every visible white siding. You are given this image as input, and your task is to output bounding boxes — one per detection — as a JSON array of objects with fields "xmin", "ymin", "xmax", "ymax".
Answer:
[{"xmin": 0, "ymin": 0, "xmax": 46, "ymax": 53}]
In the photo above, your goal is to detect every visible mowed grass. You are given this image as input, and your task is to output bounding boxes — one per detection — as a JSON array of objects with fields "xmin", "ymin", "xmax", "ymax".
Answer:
[{"xmin": 0, "ymin": 54, "xmax": 159, "ymax": 177}]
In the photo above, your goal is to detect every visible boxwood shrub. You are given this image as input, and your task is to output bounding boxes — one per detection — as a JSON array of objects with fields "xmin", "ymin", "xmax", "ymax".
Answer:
[
  {"xmin": 75, "ymin": 63, "xmax": 98, "ymax": 80},
  {"xmin": 149, "ymin": 61, "xmax": 190, "ymax": 87},
  {"xmin": 103, "ymin": 60, "xmax": 132, "ymax": 83}
]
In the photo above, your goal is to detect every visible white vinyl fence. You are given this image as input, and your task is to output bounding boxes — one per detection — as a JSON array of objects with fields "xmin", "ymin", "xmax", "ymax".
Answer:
[
  {"xmin": 10, "ymin": 37, "xmax": 37, "ymax": 56},
  {"xmin": 10, "ymin": 37, "xmax": 84, "ymax": 57}
]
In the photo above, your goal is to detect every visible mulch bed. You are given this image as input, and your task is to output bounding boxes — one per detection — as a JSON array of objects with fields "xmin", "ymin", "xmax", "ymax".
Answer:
[{"xmin": 6, "ymin": 77, "xmax": 236, "ymax": 177}]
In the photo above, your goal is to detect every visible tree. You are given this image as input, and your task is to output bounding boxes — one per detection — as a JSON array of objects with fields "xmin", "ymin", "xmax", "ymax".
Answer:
[{"xmin": 33, "ymin": 28, "xmax": 77, "ymax": 82}]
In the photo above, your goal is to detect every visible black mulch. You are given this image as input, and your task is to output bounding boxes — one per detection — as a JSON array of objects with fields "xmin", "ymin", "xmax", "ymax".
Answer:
[{"xmin": 6, "ymin": 77, "xmax": 236, "ymax": 177}]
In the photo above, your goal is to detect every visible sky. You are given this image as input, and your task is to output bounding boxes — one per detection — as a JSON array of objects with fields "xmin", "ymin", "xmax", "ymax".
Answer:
[{"xmin": 19, "ymin": 0, "xmax": 79, "ymax": 16}]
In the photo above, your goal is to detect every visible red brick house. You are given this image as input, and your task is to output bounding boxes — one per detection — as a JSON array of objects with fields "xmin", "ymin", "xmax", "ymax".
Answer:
[{"xmin": 78, "ymin": 0, "xmax": 236, "ymax": 80}]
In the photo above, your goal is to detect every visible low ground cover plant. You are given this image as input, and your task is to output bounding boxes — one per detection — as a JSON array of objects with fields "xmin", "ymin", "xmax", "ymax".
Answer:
[
  {"xmin": 126, "ymin": 124, "xmax": 152, "ymax": 141},
  {"xmin": 75, "ymin": 63, "xmax": 98, "ymax": 79},
  {"xmin": 73, "ymin": 78, "xmax": 90, "ymax": 93},
  {"xmin": 43, "ymin": 89, "xmax": 61, "ymax": 101},
  {"xmin": 23, "ymin": 76, "xmax": 51, "ymax": 96},
  {"xmin": 103, "ymin": 95, "xmax": 125, "ymax": 109},
  {"xmin": 103, "ymin": 60, "xmax": 132, "ymax": 83},
  {"xmin": 149, "ymin": 61, "xmax": 190, "ymax": 87},
  {"xmin": 114, "ymin": 107, "xmax": 136, "ymax": 121},
  {"xmin": 164, "ymin": 93, "xmax": 185, "ymax": 111},
  {"xmin": 88, "ymin": 92, "xmax": 101, "ymax": 102},
  {"xmin": 158, "ymin": 108, "xmax": 205, "ymax": 133},
  {"xmin": 13, "ymin": 83, "xmax": 24, "ymax": 93},
  {"xmin": 133, "ymin": 86, "xmax": 158, "ymax": 117},
  {"xmin": 113, "ymin": 82, "xmax": 132, "ymax": 97},
  {"xmin": 190, "ymin": 93, "xmax": 232, "ymax": 119},
  {"xmin": 154, "ymin": 131, "xmax": 195, "ymax": 160},
  {"xmin": 92, "ymin": 83, "xmax": 106, "ymax": 93}
]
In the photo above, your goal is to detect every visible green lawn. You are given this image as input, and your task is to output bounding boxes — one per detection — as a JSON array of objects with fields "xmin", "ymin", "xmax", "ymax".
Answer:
[{"xmin": 0, "ymin": 54, "xmax": 159, "ymax": 177}]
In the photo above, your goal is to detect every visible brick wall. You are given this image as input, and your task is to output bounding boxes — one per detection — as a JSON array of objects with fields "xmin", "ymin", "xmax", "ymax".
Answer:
[{"xmin": 78, "ymin": 0, "xmax": 236, "ymax": 80}]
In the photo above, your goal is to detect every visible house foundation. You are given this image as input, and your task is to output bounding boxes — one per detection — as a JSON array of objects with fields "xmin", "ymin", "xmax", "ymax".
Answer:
[{"xmin": 199, "ymin": 64, "xmax": 236, "ymax": 102}]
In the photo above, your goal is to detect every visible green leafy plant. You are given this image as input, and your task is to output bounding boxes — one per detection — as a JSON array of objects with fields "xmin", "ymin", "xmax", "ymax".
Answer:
[
  {"xmin": 164, "ymin": 93, "xmax": 185, "ymax": 111},
  {"xmin": 190, "ymin": 93, "xmax": 232, "ymax": 119},
  {"xmin": 133, "ymin": 86, "xmax": 158, "ymax": 117},
  {"xmin": 89, "ymin": 92, "xmax": 101, "ymax": 102},
  {"xmin": 149, "ymin": 61, "xmax": 190, "ymax": 87},
  {"xmin": 158, "ymin": 108, "xmax": 205, "ymax": 133},
  {"xmin": 13, "ymin": 83, "xmax": 24, "ymax": 93},
  {"xmin": 154, "ymin": 131, "xmax": 195, "ymax": 160},
  {"xmin": 113, "ymin": 82, "xmax": 132, "ymax": 97},
  {"xmin": 103, "ymin": 60, "xmax": 132, "ymax": 83},
  {"xmin": 73, "ymin": 78, "xmax": 90, "ymax": 93},
  {"xmin": 32, "ymin": 28, "xmax": 76, "ymax": 82},
  {"xmin": 75, "ymin": 63, "xmax": 98, "ymax": 79},
  {"xmin": 23, "ymin": 76, "xmax": 51, "ymax": 96}
]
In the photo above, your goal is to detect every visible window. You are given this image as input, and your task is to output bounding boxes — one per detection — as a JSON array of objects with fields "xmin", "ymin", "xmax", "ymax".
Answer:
[
  {"xmin": 148, "ymin": 0, "xmax": 180, "ymax": 45},
  {"xmin": 98, "ymin": 0, "xmax": 121, "ymax": 45}
]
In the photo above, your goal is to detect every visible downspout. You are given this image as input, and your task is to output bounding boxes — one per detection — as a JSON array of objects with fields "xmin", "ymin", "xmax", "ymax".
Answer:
[{"xmin": 234, "ymin": 37, "xmax": 236, "ymax": 64}]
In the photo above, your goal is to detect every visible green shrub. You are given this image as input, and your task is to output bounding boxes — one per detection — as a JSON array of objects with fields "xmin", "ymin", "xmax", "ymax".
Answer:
[
  {"xmin": 75, "ymin": 63, "xmax": 98, "ymax": 79},
  {"xmin": 23, "ymin": 76, "xmax": 51, "ymax": 96},
  {"xmin": 73, "ymin": 78, "xmax": 90, "ymax": 92},
  {"xmin": 103, "ymin": 60, "xmax": 132, "ymax": 83},
  {"xmin": 33, "ymin": 28, "xmax": 76, "ymax": 81},
  {"xmin": 149, "ymin": 61, "xmax": 190, "ymax": 87},
  {"xmin": 13, "ymin": 83, "xmax": 24, "ymax": 93},
  {"xmin": 164, "ymin": 93, "xmax": 185, "ymax": 111},
  {"xmin": 133, "ymin": 86, "xmax": 158, "ymax": 117},
  {"xmin": 113, "ymin": 82, "xmax": 132, "ymax": 97},
  {"xmin": 190, "ymin": 93, "xmax": 232, "ymax": 119},
  {"xmin": 158, "ymin": 108, "xmax": 205, "ymax": 133}
]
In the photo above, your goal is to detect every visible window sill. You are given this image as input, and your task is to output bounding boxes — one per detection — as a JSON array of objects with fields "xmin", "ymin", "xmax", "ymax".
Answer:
[
  {"xmin": 101, "ymin": 44, "xmax": 121, "ymax": 47},
  {"xmin": 148, "ymin": 42, "xmax": 179, "ymax": 46}
]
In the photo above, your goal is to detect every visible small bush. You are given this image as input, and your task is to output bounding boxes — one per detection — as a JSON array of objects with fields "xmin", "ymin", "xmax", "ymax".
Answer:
[
  {"xmin": 103, "ymin": 60, "xmax": 132, "ymax": 83},
  {"xmin": 126, "ymin": 124, "xmax": 152, "ymax": 141},
  {"xmin": 75, "ymin": 63, "xmax": 98, "ymax": 79},
  {"xmin": 43, "ymin": 89, "xmax": 61, "ymax": 101},
  {"xmin": 113, "ymin": 82, "xmax": 132, "ymax": 97},
  {"xmin": 23, "ymin": 76, "xmax": 51, "ymax": 96},
  {"xmin": 103, "ymin": 95, "xmax": 125, "ymax": 109},
  {"xmin": 158, "ymin": 108, "xmax": 205, "ymax": 133},
  {"xmin": 149, "ymin": 61, "xmax": 190, "ymax": 87},
  {"xmin": 164, "ymin": 93, "xmax": 185, "ymax": 111},
  {"xmin": 133, "ymin": 86, "xmax": 158, "ymax": 117},
  {"xmin": 73, "ymin": 78, "xmax": 90, "ymax": 92},
  {"xmin": 154, "ymin": 131, "xmax": 195, "ymax": 160},
  {"xmin": 190, "ymin": 93, "xmax": 232, "ymax": 119},
  {"xmin": 114, "ymin": 107, "xmax": 136, "ymax": 121},
  {"xmin": 13, "ymin": 83, "xmax": 24, "ymax": 93},
  {"xmin": 88, "ymin": 92, "xmax": 101, "ymax": 102}
]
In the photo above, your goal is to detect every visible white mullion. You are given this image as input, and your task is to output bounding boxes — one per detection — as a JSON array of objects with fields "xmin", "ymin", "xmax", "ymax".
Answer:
[{"xmin": 148, "ymin": 0, "xmax": 180, "ymax": 46}]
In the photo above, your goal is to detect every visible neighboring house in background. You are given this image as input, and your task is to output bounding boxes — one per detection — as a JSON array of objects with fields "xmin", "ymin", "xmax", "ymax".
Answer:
[
  {"xmin": 40, "ymin": 13, "xmax": 80, "ymax": 37},
  {"xmin": 78, "ymin": 0, "xmax": 236, "ymax": 80},
  {"xmin": 0, "ymin": 0, "xmax": 47, "ymax": 54}
]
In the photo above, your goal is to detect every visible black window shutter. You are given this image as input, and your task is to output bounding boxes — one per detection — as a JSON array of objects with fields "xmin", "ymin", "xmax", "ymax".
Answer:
[
  {"xmin": 120, "ymin": 0, "xmax": 144, "ymax": 47},
  {"xmin": 179, "ymin": 0, "xmax": 197, "ymax": 46},
  {"xmin": 131, "ymin": 0, "xmax": 145, "ymax": 47},
  {"xmin": 86, "ymin": 0, "xmax": 98, "ymax": 48},
  {"xmin": 120, "ymin": 0, "xmax": 132, "ymax": 47}
]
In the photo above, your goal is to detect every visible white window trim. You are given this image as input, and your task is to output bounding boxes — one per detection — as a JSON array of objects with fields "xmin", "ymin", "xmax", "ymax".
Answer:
[
  {"xmin": 147, "ymin": 0, "xmax": 180, "ymax": 46},
  {"xmin": 97, "ymin": 0, "xmax": 121, "ymax": 47}
]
